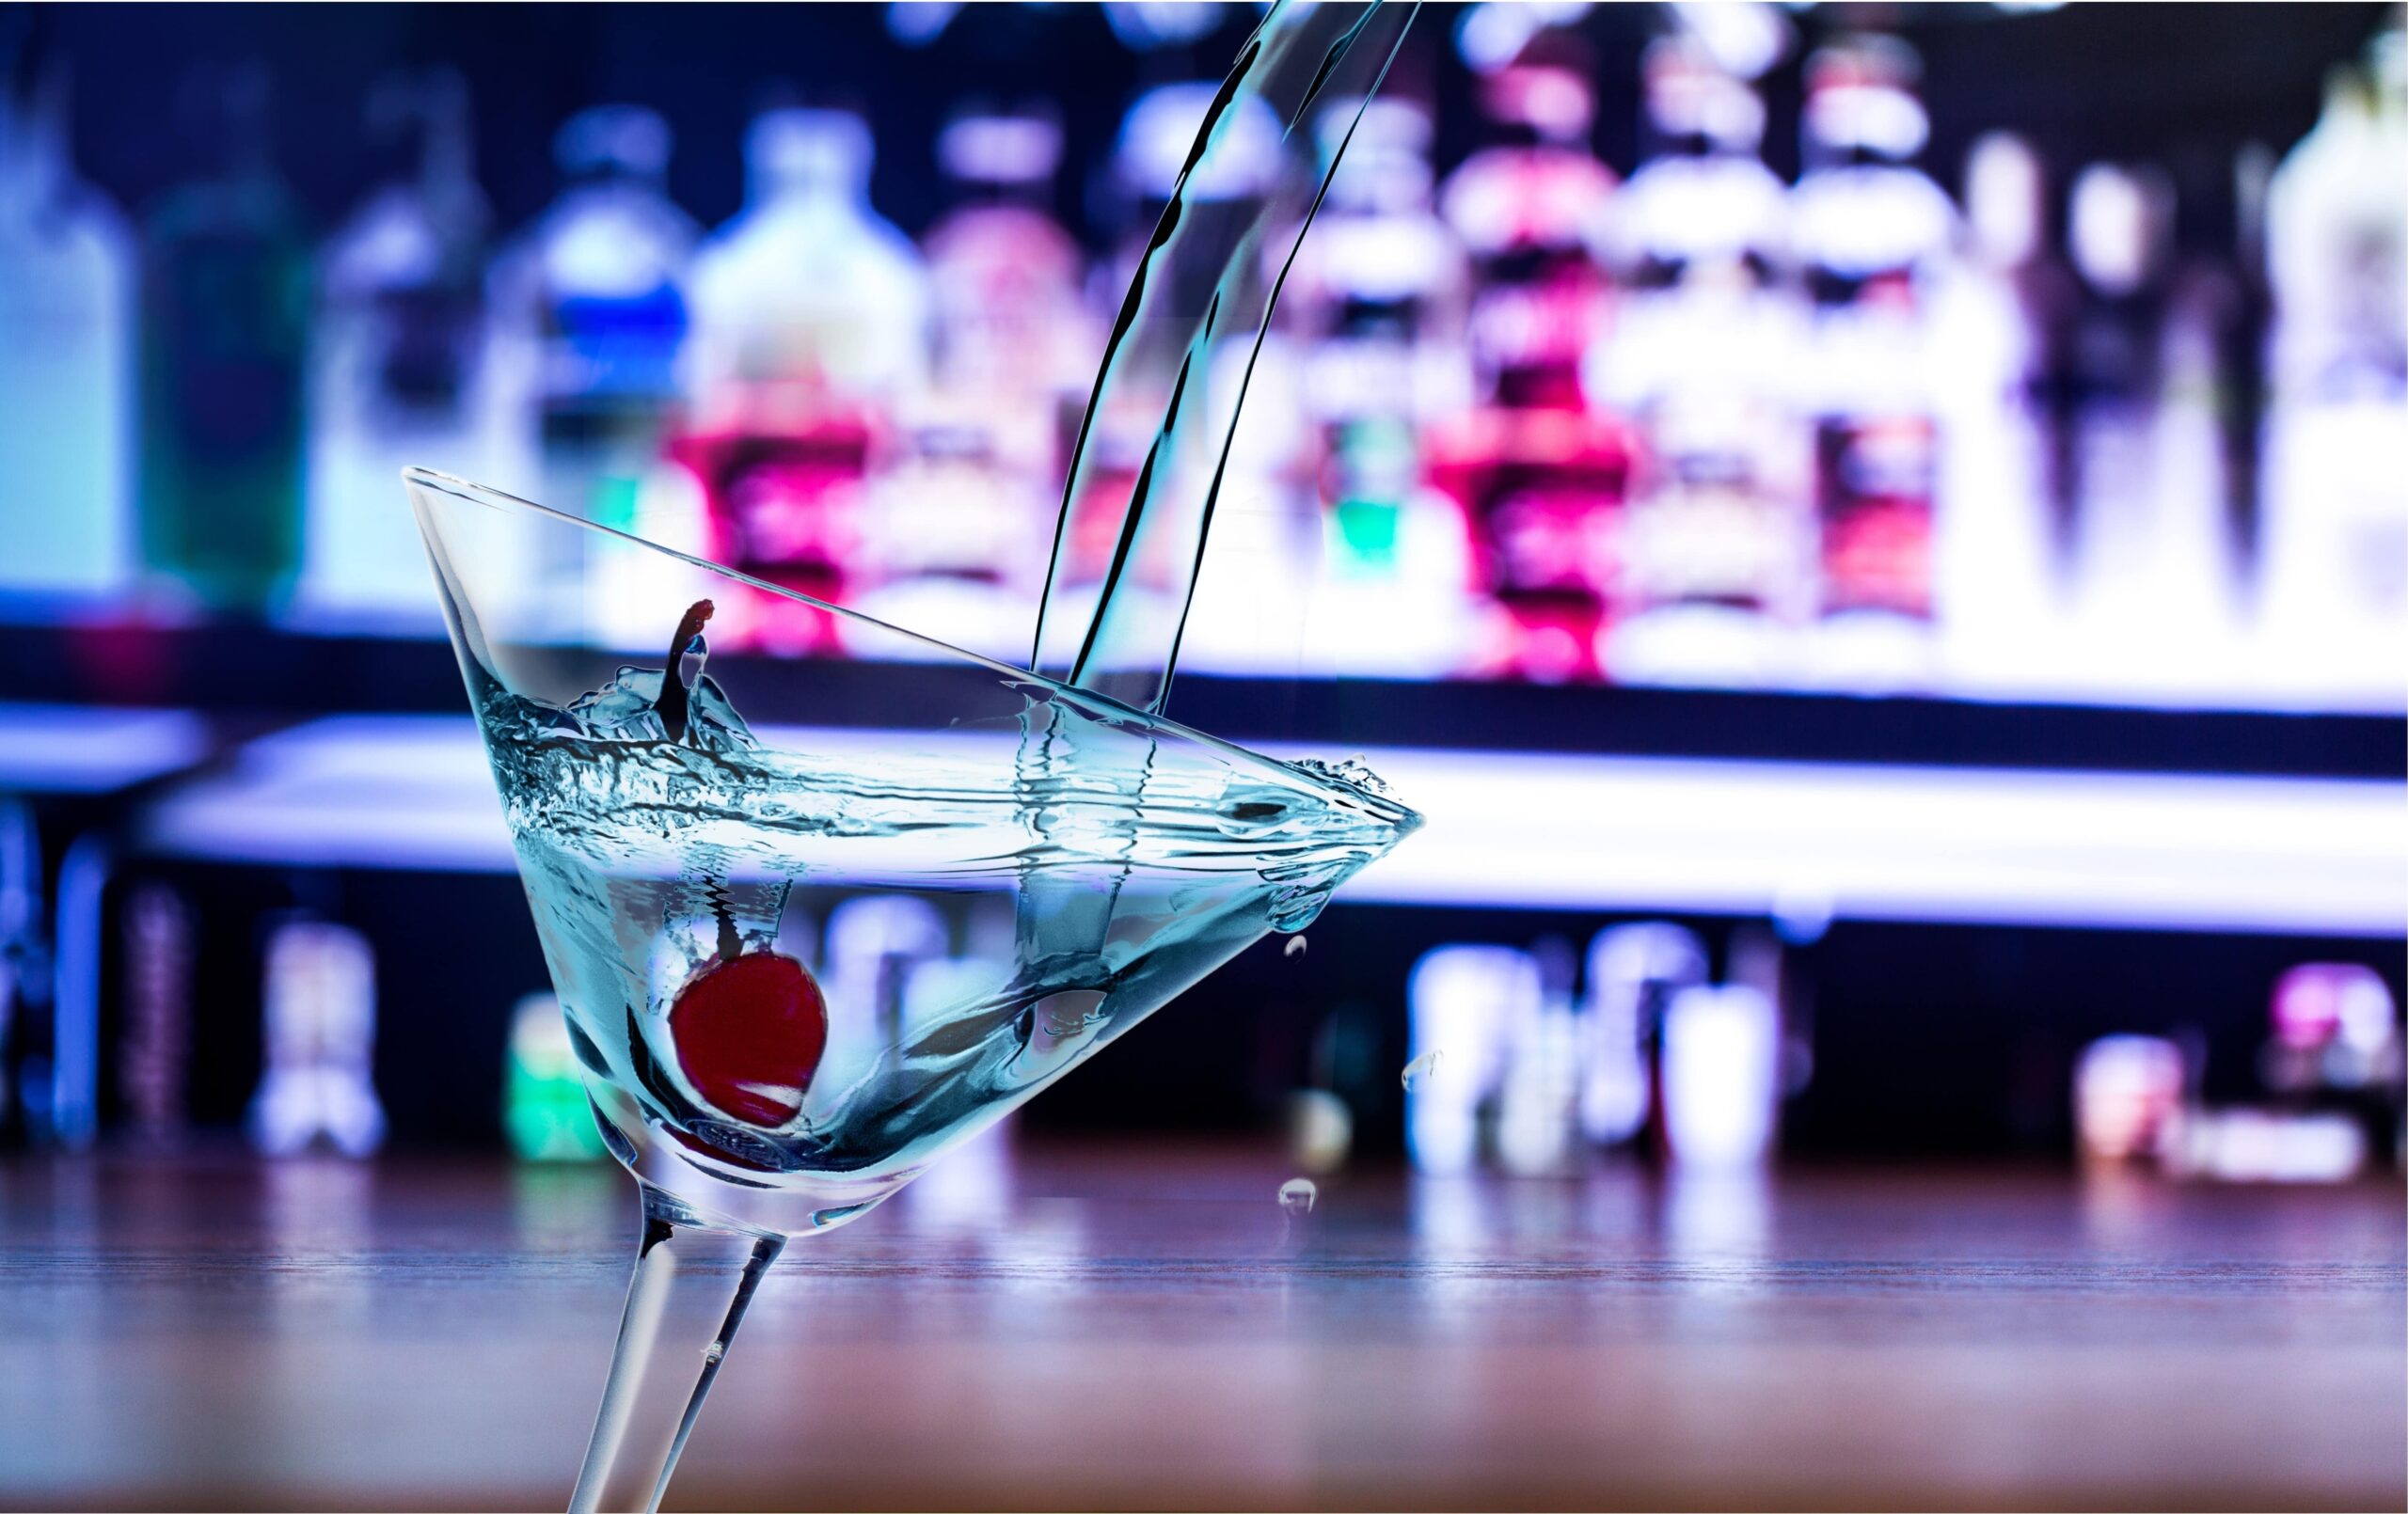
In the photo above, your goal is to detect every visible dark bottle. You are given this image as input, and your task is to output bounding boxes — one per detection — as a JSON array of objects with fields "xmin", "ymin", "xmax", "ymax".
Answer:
[{"xmin": 137, "ymin": 65, "xmax": 310, "ymax": 618}]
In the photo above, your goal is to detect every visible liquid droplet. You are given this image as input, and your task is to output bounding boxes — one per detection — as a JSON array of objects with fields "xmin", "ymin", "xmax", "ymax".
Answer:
[
  {"xmin": 1277, "ymin": 1177, "xmax": 1318, "ymax": 1216},
  {"xmin": 703, "ymin": 1341, "xmax": 725, "ymax": 1364},
  {"xmin": 1284, "ymin": 936, "xmax": 1307, "ymax": 958},
  {"xmin": 1401, "ymin": 1049, "xmax": 1440, "ymax": 1092}
]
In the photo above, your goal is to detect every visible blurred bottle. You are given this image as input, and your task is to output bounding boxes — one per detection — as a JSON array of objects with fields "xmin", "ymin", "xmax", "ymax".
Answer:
[
  {"xmin": 1427, "ymin": 40, "xmax": 1636, "ymax": 683},
  {"xmin": 247, "ymin": 919, "xmax": 385, "ymax": 1159},
  {"xmin": 859, "ymin": 107, "xmax": 1084, "ymax": 656},
  {"xmin": 673, "ymin": 107, "xmax": 929, "ymax": 653},
  {"xmin": 2259, "ymin": 30, "xmax": 2408, "ymax": 708},
  {"xmin": 1935, "ymin": 132, "xmax": 2077, "ymax": 694},
  {"xmin": 2062, "ymin": 161, "xmax": 2228, "ymax": 695},
  {"xmin": 1788, "ymin": 37, "xmax": 1955, "ymax": 686},
  {"xmin": 1287, "ymin": 96, "xmax": 1475, "ymax": 677},
  {"xmin": 0, "ymin": 65, "xmax": 134, "ymax": 602},
  {"xmin": 504, "ymin": 993, "xmax": 605, "ymax": 1160},
  {"xmin": 922, "ymin": 105, "xmax": 1091, "ymax": 479},
  {"xmin": 300, "ymin": 69, "xmax": 494, "ymax": 630},
  {"xmin": 137, "ymin": 65, "xmax": 310, "ymax": 618},
  {"xmin": 490, "ymin": 105, "xmax": 698, "ymax": 635},
  {"xmin": 1405, "ymin": 943, "xmax": 1534, "ymax": 1174},
  {"xmin": 1594, "ymin": 37, "xmax": 1805, "ymax": 686}
]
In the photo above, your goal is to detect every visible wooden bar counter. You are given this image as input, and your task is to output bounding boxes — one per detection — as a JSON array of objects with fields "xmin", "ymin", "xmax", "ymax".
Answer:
[{"xmin": 2, "ymin": 1143, "xmax": 2400, "ymax": 1510}]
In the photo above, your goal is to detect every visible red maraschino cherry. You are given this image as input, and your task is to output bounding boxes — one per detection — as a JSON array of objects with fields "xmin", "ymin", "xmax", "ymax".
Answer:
[
  {"xmin": 650, "ymin": 595, "xmax": 827, "ymax": 1126},
  {"xmin": 669, "ymin": 950, "xmax": 828, "ymax": 1128}
]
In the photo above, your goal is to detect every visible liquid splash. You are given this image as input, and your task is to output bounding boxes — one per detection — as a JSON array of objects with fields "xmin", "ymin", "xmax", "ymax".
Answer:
[
  {"xmin": 1032, "ymin": 0, "xmax": 1419, "ymax": 715},
  {"xmin": 1401, "ymin": 1049, "xmax": 1439, "ymax": 1091}
]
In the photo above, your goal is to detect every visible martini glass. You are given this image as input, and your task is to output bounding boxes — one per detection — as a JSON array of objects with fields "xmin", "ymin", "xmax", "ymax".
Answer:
[{"xmin": 404, "ymin": 466, "xmax": 1420, "ymax": 1510}]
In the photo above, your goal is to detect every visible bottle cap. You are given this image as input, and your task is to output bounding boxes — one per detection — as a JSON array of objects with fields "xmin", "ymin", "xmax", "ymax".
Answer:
[
  {"xmin": 939, "ymin": 110, "xmax": 1061, "ymax": 185},
  {"xmin": 750, "ymin": 107, "xmax": 872, "ymax": 192},
  {"xmin": 556, "ymin": 103, "xmax": 671, "ymax": 179}
]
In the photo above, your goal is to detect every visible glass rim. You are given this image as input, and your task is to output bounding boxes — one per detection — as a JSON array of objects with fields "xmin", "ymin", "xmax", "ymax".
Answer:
[{"xmin": 401, "ymin": 465, "xmax": 1425, "ymax": 829}]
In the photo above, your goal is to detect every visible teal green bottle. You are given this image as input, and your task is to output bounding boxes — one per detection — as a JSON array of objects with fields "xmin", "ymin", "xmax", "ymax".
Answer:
[{"xmin": 138, "ymin": 66, "xmax": 309, "ymax": 617}]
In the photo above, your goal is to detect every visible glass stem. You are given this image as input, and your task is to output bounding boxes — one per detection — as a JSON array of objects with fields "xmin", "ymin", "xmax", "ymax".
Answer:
[{"xmin": 570, "ymin": 1181, "xmax": 785, "ymax": 1513}]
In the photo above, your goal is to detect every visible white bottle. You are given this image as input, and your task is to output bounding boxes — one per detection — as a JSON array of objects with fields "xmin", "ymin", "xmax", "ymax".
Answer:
[
  {"xmin": 2258, "ymin": 34, "xmax": 2408, "ymax": 711},
  {"xmin": 1933, "ymin": 131, "xmax": 2070, "ymax": 698},
  {"xmin": 687, "ymin": 108, "xmax": 930, "ymax": 429},
  {"xmin": 0, "ymin": 70, "xmax": 133, "ymax": 602},
  {"xmin": 300, "ymin": 70, "xmax": 494, "ymax": 630}
]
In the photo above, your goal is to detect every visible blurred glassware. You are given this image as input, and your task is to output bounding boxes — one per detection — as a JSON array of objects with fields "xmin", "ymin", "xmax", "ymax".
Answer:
[
  {"xmin": 0, "ymin": 800, "xmax": 42, "ymax": 1145},
  {"xmin": 1496, "ymin": 936, "xmax": 1582, "ymax": 1175},
  {"xmin": 0, "ymin": 62, "xmax": 133, "ymax": 604},
  {"xmin": 1660, "ymin": 982, "xmax": 1781, "ymax": 1168},
  {"xmin": 1579, "ymin": 923, "xmax": 1706, "ymax": 1150},
  {"xmin": 1789, "ymin": 35, "xmax": 1955, "ymax": 687},
  {"xmin": 300, "ymin": 68, "xmax": 495, "ymax": 630},
  {"xmin": 247, "ymin": 917, "xmax": 386, "ymax": 1158},
  {"xmin": 2072, "ymin": 1033, "xmax": 2186, "ymax": 1165},
  {"xmin": 118, "ymin": 882, "xmax": 192, "ymax": 1146},
  {"xmin": 1406, "ymin": 943, "xmax": 1533, "ymax": 1173},
  {"xmin": 137, "ymin": 63, "xmax": 310, "ymax": 619},
  {"xmin": 1428, "ymin": 37, "xmax": 1635, "ymax": 683}
]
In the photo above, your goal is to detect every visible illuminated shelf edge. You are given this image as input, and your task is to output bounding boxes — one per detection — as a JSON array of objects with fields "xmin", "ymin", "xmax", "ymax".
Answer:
[{"xmin": 128, "ymin": 715, "xmax": 2408, "ymax": 938}]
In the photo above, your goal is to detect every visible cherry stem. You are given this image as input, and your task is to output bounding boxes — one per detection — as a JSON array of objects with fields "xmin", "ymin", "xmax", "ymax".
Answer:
[{"xmin": 655, "ymin": 599, "xmax": 716, "ymax": 746}]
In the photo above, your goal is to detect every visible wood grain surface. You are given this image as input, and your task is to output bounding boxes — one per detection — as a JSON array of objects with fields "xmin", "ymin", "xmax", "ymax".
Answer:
[{"xmin": 1, "ymin": 1142, "xmax": 2400, "ymax": 1510}]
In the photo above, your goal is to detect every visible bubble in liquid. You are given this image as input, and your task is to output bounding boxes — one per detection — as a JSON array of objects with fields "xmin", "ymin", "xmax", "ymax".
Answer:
[
  {"xmin": 1285, "ymin": 936, "xmax": 1307, "ymax": 958},
  {"xmin": 1401, "ymin": 1049, "xmax": 1440, "ymax": 1092},
  {"xmin": 1277, "ymin": 1177, "xmax": 1318, "ymax": 1215}
]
